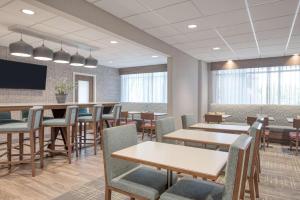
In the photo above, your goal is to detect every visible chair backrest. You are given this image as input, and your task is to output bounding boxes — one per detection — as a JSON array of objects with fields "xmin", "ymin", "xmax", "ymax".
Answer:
[
  {"xmin": 93, "ymin": 105, "xmax": 103, "ymax": 122},
  {"xmin": 181, "ymin": 115, "xmax": 196, "ymax": 129},
  {"xmin": 293, "ymin": 118, "xmax": 300, "ymax": 129},
  {"xmin": 120, "ymin": 111, "xmax": 128, "ymax": 119},
  {"xmin": 246, "ymin": 116, "xmax": 257, "ymax": 126},
  {"xmin": 141, "ymin": 112, "xmax": 154, "ymax": 121},
  {"xmin": 102, "ymin": 124, "xmax": 139, "ymax": 186},
  {"xmin": 65, "ymin": 106, "xmax": 79, "ymax": 126},
  {"xmin": 204, "ymin": 114, "xmax": 222, "ymax": 124},
  {"xmin": 247, "ymin": 122, "xmax": 262, "ymax": 177},
  {"xmin": 0, "ymin": 112, "xmax": 12, "ymax": 120},
  {"xmin": 223, "ymin": 134, "xmax": 252, "ymax": 200},
  {"xmin": 27, "ymin": 106, "xmax": 44, "ymax": 130},
  {"xmin": 155, "ymin": 117, "xmax": 176, "ymax": 143},
  {"xmin": 112, "ymin": 104, "xmax": 122, "ymax": 120}
]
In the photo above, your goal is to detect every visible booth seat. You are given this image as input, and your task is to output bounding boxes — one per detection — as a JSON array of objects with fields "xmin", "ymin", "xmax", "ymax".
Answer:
[{"xmin": 210, "ymin": 104, "xmax": 300, "ymax": 142}]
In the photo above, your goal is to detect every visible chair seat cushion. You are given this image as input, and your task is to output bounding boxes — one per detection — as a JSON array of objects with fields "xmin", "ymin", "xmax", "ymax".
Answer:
[
  {"xmin": 23, "ymin": 116, "xmax": 53, "ymax": 122},
  {"xmin": 289, "ymin": 132, "xmax": 300, "ymax": 139},
  {"xmin": 111, "ymin": 166, "xmax": 177, "ymax": 200},
  {"xmin": 0, "ymin": 119, "xmax": 24, "ymax": 125},
  {"xmin": 0, "ymin": 122, "xmax": 29, "ymax": 132},
  {"xmin": 78, "ymin": 116, "xmax": 93, "ymax": 122},
  {"xmin": 78, "ymin": 113, "xmax": 92, "ymax": 117},
  {"xmin": 43, "ymin": 118, "xmax": 66, "ymax": 127},
  {"xmin": 102, "ymin": 114, "xmax": 114, "ymax": 120},
  {"xmin": 160, "ymin": 178, "xmax": 224, "ymax": 200}
]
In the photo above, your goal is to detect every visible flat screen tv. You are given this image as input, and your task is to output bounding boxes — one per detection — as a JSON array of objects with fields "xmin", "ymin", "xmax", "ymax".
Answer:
[{"xmin": 0, "ymin": 59, "xmax": 47, "ymax": 90}]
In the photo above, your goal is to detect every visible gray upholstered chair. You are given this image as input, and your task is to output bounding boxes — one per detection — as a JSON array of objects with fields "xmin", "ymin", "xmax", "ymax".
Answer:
[
  {"xmin": 241, "ymin": 121, "xmax": 262, "ymax": 200},
  {"xmin": 0, "ymin": 106, "xmax": 44, "ymax": 177},
  {"xmin": 181, "ymin": 115, "xmax": 196, "ymax": 129},
  {"xmin": 155, "ymin": 117, "xmax": 176, "ymax": 144},
  {"xmin": 78, "ymin": 105, "xmax": 103, "ymax": 154},
  {"xmin": 0, "ymin": 112, "xmax": 23, "ymax": 125},
  {"xmin": 103, "ymin": 124, "xmax": 177, "ymax": 200},
  {"xmin": 102, "ymin": 104, "xmax": 122, "ymax": 127},
  {"xmin": 42, "ymin": 105, "xmax": 79, "ymax": 164},
  {"xmin": 160, "ymin": 134, "xmax": 252, "ymax": 200}
]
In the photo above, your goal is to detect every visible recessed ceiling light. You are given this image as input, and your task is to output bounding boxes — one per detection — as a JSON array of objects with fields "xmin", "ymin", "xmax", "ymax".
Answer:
[
  {"xmin": 188, "ymin": 24, "xmax": 197, "ymax": 29},
  {"xmin": 213, "ymin": 47, "xmax": 221, "ymax": 50},
  {"xmin": 110, "ymin": 40, "xmax": 118, "ymax": 44},
  {"xmin": 21, "ymin": 9, "xmax": 35, "ymax": 15},
  {"xmin": 152, "ymin": 55, "xmax": 159, "ymax": 58},
  {"xmin": 227, "ymin": 59, "xmax": 233, "ymax": 62}
]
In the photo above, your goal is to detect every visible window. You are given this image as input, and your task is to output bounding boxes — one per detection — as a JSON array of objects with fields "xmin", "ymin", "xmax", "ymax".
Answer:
[
  {"xmin": 121, "ymin": 72, "xmax": 167, "ymax": 103},
  {"xmin": 212, "ymin": 66, "xmax": 300, "ymax": 105},
  {"xmin": 78, "ymin": 80, "xmax": 89, "ymax": 103}
]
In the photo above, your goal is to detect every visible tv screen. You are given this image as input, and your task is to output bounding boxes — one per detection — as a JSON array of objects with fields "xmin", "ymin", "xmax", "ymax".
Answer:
[{"xmin": 0, "ymin": 59, "xmax": 47, "ymax": 90}]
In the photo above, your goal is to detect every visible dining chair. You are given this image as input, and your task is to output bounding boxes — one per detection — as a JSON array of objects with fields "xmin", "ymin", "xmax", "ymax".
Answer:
[
  {"xmin": 102, "ymin": 124, "xmax": 177, "ymax": 200},
  {"xmin": 261, "ymin": 117, "xmax": 270, "ymax": 150},
  {"xmin": 102, "ymin": 104, "xmax": 122, "ymax": 127},
  {"xmin": 204, "ymin": 114, "xmax": 222, "ymax": 124},
  {"xmin": 42, "ymin": 105, "xmax": 79, "ymax": 164},
  {"xmin": 0, "ymin": 112, "xmax": 23, "ymax": 124},
  {"xmin": 141, "ymin": 112, "xmax": 155, "ymax": 140},
  {"xmin": 181, "ymin": 114, "xmax": 196, "ymax": 129},
  {"xmin": 160, "ymin": 134, "xmax": 252, "ymax": 200},
  {"xmin": 120, "ymin": 111, "xmax": 129, "ymax": 125},
  {"xmin": 241, "ymin": 121, "xmax": 262, "ymax": 200},
  {"xmin": 78, "ymin": 108, "xmax": 92, "ymax": 117},
  {"xmin": 246, "ymin": 116, "xmax": 257, "ymax": 126},
  {"xmin": 0, "ymin": 106, "xmax": 44, "ymax": 177},
  {"xmin": 289, "ymin": 118, "xmax": 300, "ymax": 155},
  {"xmin": 77, "ymin": 105, "xmax": 103, "ymax": 154},
  {"xmin": 155, "ymin": 117, "xmax": 176, "ymax": 144}
]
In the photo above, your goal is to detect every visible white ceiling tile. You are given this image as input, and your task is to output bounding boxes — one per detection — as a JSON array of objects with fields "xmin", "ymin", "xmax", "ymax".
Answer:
[
  {"xmin": 192, "ymin": 0, "xmax": 245, "ymax": 15},
  {"xmin": 174, "ymin": 37, "xmax": 224, "ymax": 50},
  {"xmin": 250, "ymin": 0, "xmax": 298, "ymax": 21},
  {"xmin": 185, "ymin": 29, "xmax": 218, "ymax": 41},
  {"xmin": 145, "ymin": 25, "xmax": 179, "ymax": 38},
  {"xmin": 31, "ymin": 24, "xmax": 66, "ymax": 36},
  {"xmin": 125, "ymin": 12, "xmax": 168, "ymax": 29},
  {"xmin": 259, "ymin": 38, "xmax": 287, "ymax": 47},
  {"xmin": 73, "ymin": 28, "xmax": 109, "ymax": 40},
  {"xmin": 138, "ymin": 0, "xmax": 186, "ymax": 10},
  {"xmin": 0, "ymin": 0, "xmax": 55, "ymax": 24},
  {"xmin": 171, "ymin": 17, "xmax": 213, "ymax": 33},
  {"xmin": 161, "ymin": 34, "xmax": 190, "ymax": 44},
  {"xmin": 254, "ymin": 15, "xmax": 293, "ymax": 32},
  {"xmin": 0, "ymin": 11, "xmax": 35, "ymax": 26},
  {"xmin": 155, "ymin": 1, "xmax": 202, "ymax": 23},
  {"xmin": 217, "ymin": 23, "xmax": 252, "ymax": 37},
  {"xmin": 248, "ymin": 0, "xmax": 283, "ymax": 7},
  {"xmin": 256, "ymin": 28, "xmax": 289, "ymax": 41},
  {"xmin": 224, "ymin": 33, "xmax": 255, "ymax": 44},
  {"xmin": 94, "ymin": 0, "xmax": 147, "ymax": 18},
  {"xmin": 231, "ymin": 42, "xmax": 257, "ymax": 49},
  {"xmin": 43, "ymin": 17, "xmax": 86, "ymax": 32}
]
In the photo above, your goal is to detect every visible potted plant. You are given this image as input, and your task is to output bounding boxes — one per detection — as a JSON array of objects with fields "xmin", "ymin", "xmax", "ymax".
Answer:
[{"xmin": 55, "ymin": 80, "xmax": 75, "ymax": 103}]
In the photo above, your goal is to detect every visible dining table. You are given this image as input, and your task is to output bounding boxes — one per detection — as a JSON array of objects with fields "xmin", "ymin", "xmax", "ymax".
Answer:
[
  {"xmin": 128, "ymin": 111, "xmax": 167, "ymax": 120},
  {"xmin": 112, "ymin": 141, "xmax": 228, "ymax": 187},
  {"xmin": 190, "ymin": 123, "xmax": 250, "ymax": 134},
  {"xmin": 163, "ymin": 129, "xmax": 239, "ymax": 148}
]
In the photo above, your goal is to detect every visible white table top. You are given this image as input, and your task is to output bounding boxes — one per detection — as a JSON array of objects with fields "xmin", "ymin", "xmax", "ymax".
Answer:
[
  {"xmin": 287, "ymin": 118, "xmax": 294, "ymax": 123},
  {"xmin": 128, "ymin": 111, "xmax": 168, "ymax": 116},
  {"xmin": 222, "ymin": 114, "xmax": 232, "ymax": 119},
  {"xmin": 257, "ymin": 114, "xmax": 275, "ymax": 121},
  {"xmin": 190, "ymin": 123, "xmax": 250, "ymax": 134},
  {"xmin": 112, "ymin": 141, "xmax": 228, "ymax": 180},
  {"xmin": 164, "ymin": 129, "xmax": 239, "ymax": 147}
]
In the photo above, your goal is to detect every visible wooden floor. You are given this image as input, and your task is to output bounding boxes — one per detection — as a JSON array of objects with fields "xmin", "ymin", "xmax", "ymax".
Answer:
[{"xmin": 0, "ymin": 133, "xmax": 300, "ymax": 200}]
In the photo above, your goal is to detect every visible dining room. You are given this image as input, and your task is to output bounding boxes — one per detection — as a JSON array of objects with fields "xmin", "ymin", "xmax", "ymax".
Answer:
[{"xmin": 0, "ymin": 0, "xmax": 300, "ymax": 200}]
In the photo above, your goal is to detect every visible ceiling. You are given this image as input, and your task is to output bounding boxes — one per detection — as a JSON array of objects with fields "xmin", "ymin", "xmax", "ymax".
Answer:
[
  {"xmin": 87, "ymin": 0, "xmax": 300, "ymax": 62},
  {"xmin": 0, "ymin": 0, "xmax": 168, "ymax": 68}
]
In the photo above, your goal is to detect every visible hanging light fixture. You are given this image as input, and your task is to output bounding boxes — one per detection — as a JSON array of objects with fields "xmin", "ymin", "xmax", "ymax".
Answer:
[
  {"xmin": 53, "ymin": 42, "xmax": 70, "ymax": 64},
  {"xmin": 70, "ymin": 49, "xmax": 85, "ymax": 66},
  {"xmin": 9, "ymin": 33, "xmax": 33, "ymax": 57},
  {"xmin": 84, "ymin": 49, "xmax": 98, "ymax": 68},
  {"xmin": 33, "ymin": 40, "xmax": 53, "ymax": 61}
]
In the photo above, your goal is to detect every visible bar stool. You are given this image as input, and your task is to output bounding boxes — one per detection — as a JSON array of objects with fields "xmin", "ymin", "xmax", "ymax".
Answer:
[
  {"xmin": 42, "ymin": 106, "xmax": 79, "ymax": 164},
  {"xmin": 78, "ymin": 105, "xmax": 103, "ymax": 154},
  {"xmin": 0, "ymin": 106, "xmax": 44, "ymax": 177},
  {"xmin": 289, "ymin": 118, "xmax": 300, "ymax": 155},
  {"xmin": 102, "ymin": 104, "xmax": 122, "ymax": 127}
]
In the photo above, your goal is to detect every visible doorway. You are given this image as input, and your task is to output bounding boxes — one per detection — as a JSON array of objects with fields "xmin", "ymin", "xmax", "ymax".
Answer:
[{"xmin": 73, "ymin": 73, "xmax": 96, "ymax": 103}]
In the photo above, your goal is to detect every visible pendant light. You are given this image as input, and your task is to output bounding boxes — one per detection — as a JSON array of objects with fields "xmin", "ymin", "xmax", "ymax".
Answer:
[
  {"xmin": 84, "ymin": 49, "xmax": 98, "ymax": 68},
  {"xmin": 33, "ymin": 40, "xmax": 53, "ymax": 61},
  {"xmin": 70, "ymin": 49, "xmax": 85, "ymax": 66},
  {"xmin": 9, "ymin": 33, "xmax": 33, "ymax": 57},
  {"xmin": 53, "ymin": 42, "xmax": 70, "ymax": 64}
]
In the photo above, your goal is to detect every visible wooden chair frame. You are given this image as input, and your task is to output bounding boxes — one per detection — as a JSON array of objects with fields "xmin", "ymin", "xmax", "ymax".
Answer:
[
  {"xmin": 204, "ymin": 114, "xmax": 223, "ymax": 124},
  {"xmin": 141, "ymin": 112, "xmax": 155, "ymax": 140},
  {"xmin": 290, "ymin": 119, "xmax": 300, "ymax": 155}
]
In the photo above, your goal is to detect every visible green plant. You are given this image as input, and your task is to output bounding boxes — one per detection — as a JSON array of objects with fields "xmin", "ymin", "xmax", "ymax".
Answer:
[{"xmin": 55, "ymin": 80, "xmax": 75, "ymax": 95}]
